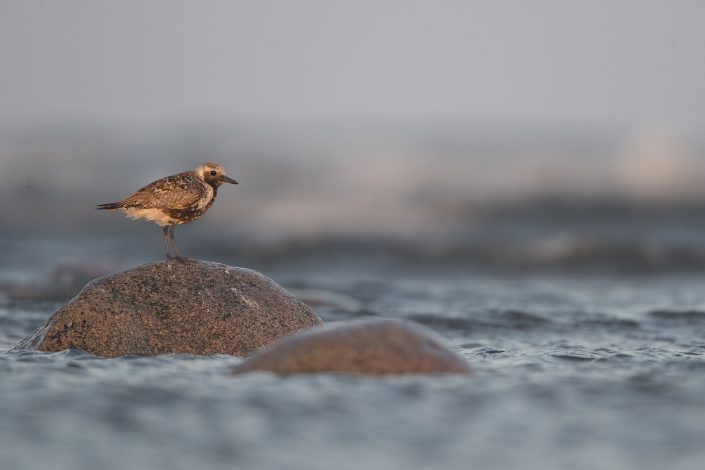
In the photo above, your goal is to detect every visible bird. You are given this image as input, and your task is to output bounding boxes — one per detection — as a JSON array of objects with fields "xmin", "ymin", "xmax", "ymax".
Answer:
[{"xmin": 97, "ymin": 162, "xmax": 238, "ymax": 260}]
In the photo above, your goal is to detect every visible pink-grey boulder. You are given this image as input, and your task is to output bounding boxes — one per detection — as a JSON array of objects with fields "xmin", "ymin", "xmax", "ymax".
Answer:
[
  {"xmin": 16, "ymin": 260, "xmax": 322, "ymax": 357},
  {"xmin": 233, "ymin": 318, "xmax": 471, "ymax": 376}
]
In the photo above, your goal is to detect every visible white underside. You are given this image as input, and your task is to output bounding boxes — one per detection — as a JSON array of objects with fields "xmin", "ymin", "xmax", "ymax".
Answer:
[
  {"xmin": 123, "ymin": 208, "xmax": 179, "ymax": 226},
  {"xmin": 118, "ymin": 184, "xmax": 213, "ymax": 226}
]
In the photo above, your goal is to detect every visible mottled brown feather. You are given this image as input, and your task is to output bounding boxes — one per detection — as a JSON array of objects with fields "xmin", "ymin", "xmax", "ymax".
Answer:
[{"xmin": 120, "ymin": 171, "xmax": 209, "ymax": 210}]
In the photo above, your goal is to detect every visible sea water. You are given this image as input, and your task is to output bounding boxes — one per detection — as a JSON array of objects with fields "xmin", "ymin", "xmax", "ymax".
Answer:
[{"xmin": 1, "ymin": 238, "xmax": 705, "ymax": 470}]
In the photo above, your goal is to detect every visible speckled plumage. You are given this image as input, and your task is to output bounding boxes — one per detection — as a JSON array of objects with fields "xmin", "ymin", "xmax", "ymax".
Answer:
[
  {"xmin": 98, "ymin": 162, "xmax": 238, "ymax": 259},
  {"xmin": 117, "ymin": 171, "xmax": 215, "ymax": 225}
]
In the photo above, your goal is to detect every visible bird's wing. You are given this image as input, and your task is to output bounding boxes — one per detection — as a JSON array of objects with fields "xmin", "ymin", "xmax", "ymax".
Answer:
[{"xmin": 120, "ymin": 172, "xmax": 207, "ymax": 209}]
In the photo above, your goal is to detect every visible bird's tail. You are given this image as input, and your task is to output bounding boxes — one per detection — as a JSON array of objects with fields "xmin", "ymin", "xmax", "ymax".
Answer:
[{"xmin": 96, "ymin": 201, "xmax": 123, "ymax": 211}]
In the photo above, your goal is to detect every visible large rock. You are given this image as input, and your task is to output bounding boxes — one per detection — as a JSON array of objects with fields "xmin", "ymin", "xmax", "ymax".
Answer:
[
  {"xmin": 16, "ymin": 260, "xmax": 322, "ymax": 357},
  {"xmin": 233, "ymin": 318, "xmax": 471, "ymax": 376}
]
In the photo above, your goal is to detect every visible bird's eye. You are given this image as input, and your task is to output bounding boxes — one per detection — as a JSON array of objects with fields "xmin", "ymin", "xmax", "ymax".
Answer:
[{"xmin": 210, "ymin": 170, "xmax": 217, "ymax": 176}]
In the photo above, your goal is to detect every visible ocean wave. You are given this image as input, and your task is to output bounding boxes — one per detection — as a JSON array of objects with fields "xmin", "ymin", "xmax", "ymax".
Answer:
[
  {"xmin": 229, "ymin": 234, "xmax": 705, "ymax": 273},
  {"xmin": 647, "ymin": 310, "xmax": 705, "ymax": 322}
]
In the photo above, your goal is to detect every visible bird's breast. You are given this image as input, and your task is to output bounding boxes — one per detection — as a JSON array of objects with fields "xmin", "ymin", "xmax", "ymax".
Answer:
[
  {"xmin": 166, "ymin": 183, "xmax": 218, "ymax": 224},
  {"xmin": 193, "ymin": 183, "xmax": 215, "ymax": 211}
]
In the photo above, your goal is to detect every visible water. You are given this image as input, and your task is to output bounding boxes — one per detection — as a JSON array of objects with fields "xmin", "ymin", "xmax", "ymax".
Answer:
[{"xmin": 2, "ymin": 242, "xmax": 705, "ymax": 470}]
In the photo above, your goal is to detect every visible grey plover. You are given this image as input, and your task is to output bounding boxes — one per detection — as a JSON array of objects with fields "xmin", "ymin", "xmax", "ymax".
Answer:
[{"xmin": 97, "ymin": 162, "xmax": 238, "ymax": 260}]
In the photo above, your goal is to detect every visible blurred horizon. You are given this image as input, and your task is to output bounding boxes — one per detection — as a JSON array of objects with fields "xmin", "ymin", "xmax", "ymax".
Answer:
[{"xmin": 2, "ymin": 124, "xmax": 705, "ymax": 234}]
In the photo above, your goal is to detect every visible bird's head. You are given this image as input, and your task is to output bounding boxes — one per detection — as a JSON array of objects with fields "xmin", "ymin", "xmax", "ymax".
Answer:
[{"xmin": 197, "ymin": 162, "xmax": 239, "ymax": 187}]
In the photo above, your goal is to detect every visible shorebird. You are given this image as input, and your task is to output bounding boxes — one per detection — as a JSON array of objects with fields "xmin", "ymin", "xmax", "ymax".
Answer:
[{"xmin": 97, "ymin": 162, "xmax": 238, "ymax": 260}]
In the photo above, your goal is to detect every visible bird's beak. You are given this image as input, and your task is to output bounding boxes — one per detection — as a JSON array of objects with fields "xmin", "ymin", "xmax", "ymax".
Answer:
[{"xmin": 222, "ymin": 175, "xmax": 239, "ymax": 184}]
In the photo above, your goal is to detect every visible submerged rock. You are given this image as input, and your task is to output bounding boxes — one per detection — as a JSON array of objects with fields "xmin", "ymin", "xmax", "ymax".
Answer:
[
  {"xmin": 233, "ymin": 318, "xmax": 471, "ymax": 376},
  {"xmin": 16, "ymin": 259, "xmax": 322, "ymax": 357},
  {"xmin": 2, "ymin": 263, "xmax": 117, "ymax": 302}
]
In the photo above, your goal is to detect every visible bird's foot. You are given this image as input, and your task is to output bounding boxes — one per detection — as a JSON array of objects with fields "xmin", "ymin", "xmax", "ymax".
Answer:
[{"xmin": 174, "ymin": 255, "xmax": 188, "ymax": 263}]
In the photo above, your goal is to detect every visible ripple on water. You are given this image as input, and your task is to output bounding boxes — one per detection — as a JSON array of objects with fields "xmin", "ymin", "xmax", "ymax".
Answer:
[
  {"xmin": 647, "ymin": 309, "xmax": 705, "ymax": 322},
  {"xmin": 406, "ymin": 310, "xmax": 551, "ymax": 333}
]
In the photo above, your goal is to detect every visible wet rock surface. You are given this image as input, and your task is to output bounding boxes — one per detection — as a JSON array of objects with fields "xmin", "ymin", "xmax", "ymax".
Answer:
[
  {"xmin": 233, "ymin": 318, "xmax": 472, "ymax": 376},
  {"xmin": 16, "ymin": 259, "xmax": 322, "ymax": 357}
]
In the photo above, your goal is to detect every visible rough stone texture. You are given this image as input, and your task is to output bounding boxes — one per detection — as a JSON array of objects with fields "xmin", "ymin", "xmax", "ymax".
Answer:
[
  {"xmin": 233, "ymin": 318, "xmax": 471, "ymax": 376},
  {"xmin": 16, "ymin": 260, "xmax": 322, "ymax": 357}
]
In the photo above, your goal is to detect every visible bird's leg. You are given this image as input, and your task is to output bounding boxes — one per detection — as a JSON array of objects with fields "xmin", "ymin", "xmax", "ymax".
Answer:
[
  {"xmin": 170, "ymin": 224, "xmax": 185, "ymax": 261},
  {"xmin": 163, "ymin": 226, "xmax": 172, "ymax": 259}
]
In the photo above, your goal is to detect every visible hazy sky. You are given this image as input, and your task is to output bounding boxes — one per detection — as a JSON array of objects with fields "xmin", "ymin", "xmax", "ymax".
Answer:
[{"xmin": 1, "ymin": 0, "xmax": 704, "ymax": 132}]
